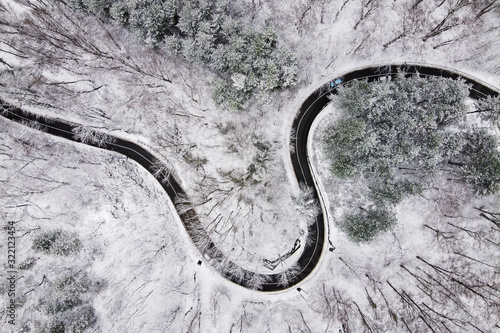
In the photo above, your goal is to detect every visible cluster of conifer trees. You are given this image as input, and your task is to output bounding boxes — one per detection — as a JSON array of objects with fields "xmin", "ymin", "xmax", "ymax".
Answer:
[
  {"xmin": 324, "ymin": 73, "xmax": 500, "ymax": 241},
  {"xmin": 66, "ymin": 0, "xmax": 298, "ymax": 109}
]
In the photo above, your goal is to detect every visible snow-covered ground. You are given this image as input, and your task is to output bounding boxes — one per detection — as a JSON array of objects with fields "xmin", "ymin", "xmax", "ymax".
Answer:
[
  {"xmin": 309, "ymin": 97, "xmax": 500, "ymax": 332},
  {"xmin": 1, "ymin": 0, "xmax": 499, "ymax": 331}
]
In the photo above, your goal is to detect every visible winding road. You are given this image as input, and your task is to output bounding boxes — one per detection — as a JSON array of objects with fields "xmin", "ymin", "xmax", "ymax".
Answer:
[{"xmin": 1, "ymin": 64, "xmax": 499, "ymax": 292}]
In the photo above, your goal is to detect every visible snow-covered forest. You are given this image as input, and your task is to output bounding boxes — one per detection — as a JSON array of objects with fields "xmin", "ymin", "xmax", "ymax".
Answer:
[
  {"xmin": 322, "ymin": 73, "xmax": 500, "ymax": 242},
  {"xmin": 1, "ymin": 0, "xmax": 499, "ymax": 332}
]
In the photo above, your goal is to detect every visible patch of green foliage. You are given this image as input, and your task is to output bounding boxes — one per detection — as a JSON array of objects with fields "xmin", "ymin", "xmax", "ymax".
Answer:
[
  {"xmin": 42, "ymin": 305, "xmax": 97, "ymax": 333},
  {"xmin": 37, "ymin": 273, "xmax": 101, "ymax": 333},
  {"xmin": 340, "ymin": 207, "xmax": 397, "ymax": 243},
  {"xmin": 324, "ymin": 72, "xmax": 500, "ymax": 242},
  {"xmin": 66, "ymin": 0, "xmax": 298, "ymax": 110},
  {"xmin": 458, "ymin": 130, "xmax": 500, "ymax": 195},
  {"xmin": 32, "ymin": 229, "xmax": 82, "ymax": 256},
  {"xmin": 327, "ymin": 73, "xmax": 470, "ymax": 180}
]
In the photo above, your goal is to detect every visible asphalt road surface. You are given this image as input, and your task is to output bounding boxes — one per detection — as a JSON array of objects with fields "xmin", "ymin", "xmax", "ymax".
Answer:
[{"xmin": 1, "ymin": 64, "xmax": 498, "ymax": 292}]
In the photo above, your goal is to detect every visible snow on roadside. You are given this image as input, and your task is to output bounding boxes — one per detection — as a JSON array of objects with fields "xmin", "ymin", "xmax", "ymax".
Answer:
[
  {"xmin": 1, "ymin": 0, "xmax": 499, "ymax": 331},
  {"xmin": 307, "ymin": 82, "xmax": 500, "ymax": 331}
]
